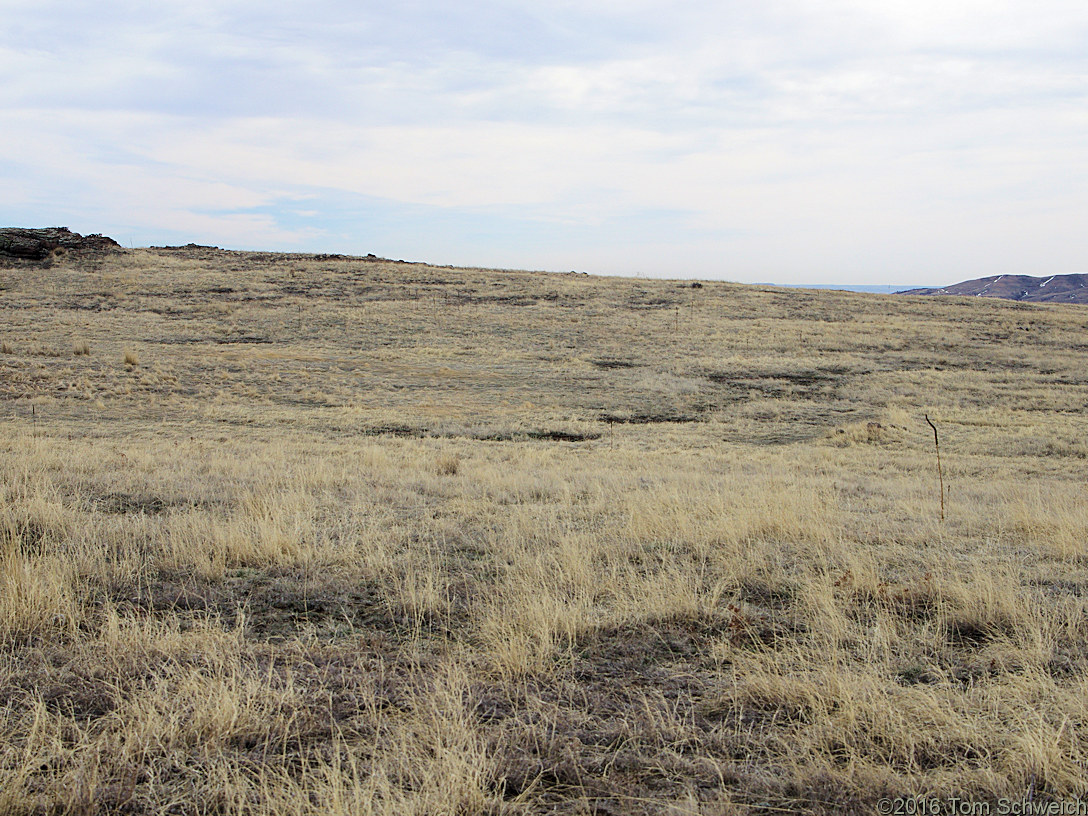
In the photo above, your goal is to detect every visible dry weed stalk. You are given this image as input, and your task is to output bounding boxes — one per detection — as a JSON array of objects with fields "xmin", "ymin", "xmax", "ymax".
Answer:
[{"xmin": 925, "ymin": 413, "xmax": 945, "ymax": 521}]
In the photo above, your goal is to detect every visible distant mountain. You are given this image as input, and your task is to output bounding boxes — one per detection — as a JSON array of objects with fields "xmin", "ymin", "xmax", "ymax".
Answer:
[{"xmin": 899, "ymin": 274, "xmax": 1088, "ymax": 304}]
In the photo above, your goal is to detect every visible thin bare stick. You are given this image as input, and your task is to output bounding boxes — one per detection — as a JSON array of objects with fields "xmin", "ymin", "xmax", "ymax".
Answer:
[{"xmin": 925, "ymin": 414, "xmax": 945, "ymax": 521}]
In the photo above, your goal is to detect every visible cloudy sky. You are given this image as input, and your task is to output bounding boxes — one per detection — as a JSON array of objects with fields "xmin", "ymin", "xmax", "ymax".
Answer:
[{"xmin": 3, "ymin": 1, "xmax": 1086, "ymax": 284}]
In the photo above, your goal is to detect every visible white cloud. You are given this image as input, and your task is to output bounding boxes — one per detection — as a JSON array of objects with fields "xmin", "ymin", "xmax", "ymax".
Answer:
[{"xmin": 2, "ymin": 1, "xmax": 1088, "ymax": 281}]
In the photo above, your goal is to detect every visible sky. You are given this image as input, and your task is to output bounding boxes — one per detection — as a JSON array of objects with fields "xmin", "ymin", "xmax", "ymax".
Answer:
[{"xmin": 2, "ymin": 1, "xmax": 1087, "ymax": 284}]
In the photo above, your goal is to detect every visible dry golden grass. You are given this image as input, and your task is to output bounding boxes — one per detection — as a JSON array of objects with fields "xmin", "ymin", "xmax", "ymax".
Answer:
[{"xmin": 2, "ymin": 246, "xmax": 1088, "ymax": 813}]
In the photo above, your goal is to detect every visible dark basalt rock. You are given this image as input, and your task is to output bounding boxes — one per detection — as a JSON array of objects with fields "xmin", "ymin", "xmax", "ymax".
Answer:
[{"xmin": 0, "ymin": 227, "xmax": 121, "ymax": 261}]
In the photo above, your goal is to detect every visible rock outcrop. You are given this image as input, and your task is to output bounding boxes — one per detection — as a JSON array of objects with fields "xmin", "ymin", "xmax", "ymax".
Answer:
[{"xmin": 0, "ymin": 227, "xmax": 121, "ymax": 262}]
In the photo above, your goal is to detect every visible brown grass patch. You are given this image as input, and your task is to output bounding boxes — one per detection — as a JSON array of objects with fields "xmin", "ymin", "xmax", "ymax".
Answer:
[{"xmin": 1, "ymin": 247, "xmax": 1087, "ymax": 811}]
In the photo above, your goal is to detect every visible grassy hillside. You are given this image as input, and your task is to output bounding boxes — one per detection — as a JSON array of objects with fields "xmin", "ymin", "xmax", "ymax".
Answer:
[{"xmin": 3, "ymin": 247, "xmax": 1088, "ymax": 814}]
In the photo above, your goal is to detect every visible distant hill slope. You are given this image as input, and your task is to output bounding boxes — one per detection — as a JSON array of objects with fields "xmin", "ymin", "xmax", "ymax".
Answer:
[{"xmin": 900, "ymin": 274, "xmax": 1088, "ymax": 304}]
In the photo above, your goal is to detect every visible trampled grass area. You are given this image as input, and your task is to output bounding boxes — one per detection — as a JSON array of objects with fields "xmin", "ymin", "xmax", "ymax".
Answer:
[{"xmin": 3, "ymin": 247, "xmax": 1088, "ymax": 813}]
